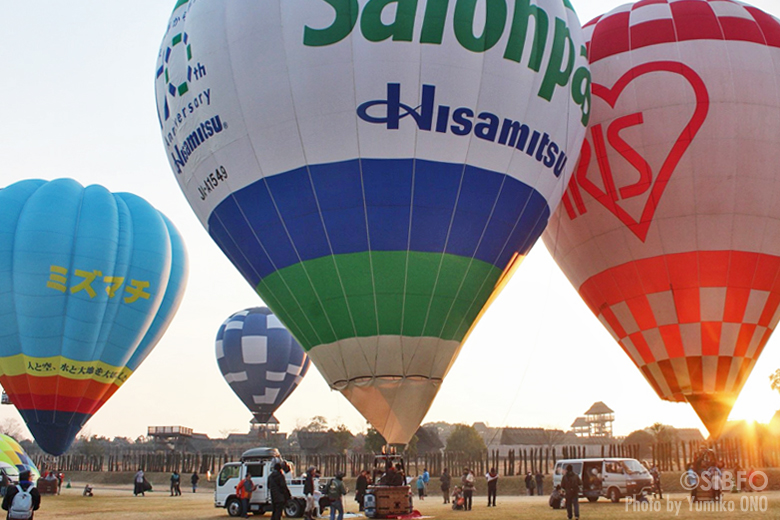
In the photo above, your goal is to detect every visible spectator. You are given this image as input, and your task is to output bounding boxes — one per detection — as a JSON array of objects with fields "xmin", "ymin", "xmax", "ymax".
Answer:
[
  {"xmin": 304, "ymin": 466, "xmax": 318, "ymax": 520},
  {"xmin": 561, "ymin": 464, "xmax": 581, "ymax": 520},
  {"xmin": 355, "ymin": 470, "xmax": 369, "ymax": 511},
  {"xmin": 440, "ymin": 468, "xmax": 451, "ymax": 504},
  {"xmin": 170, "ymin": 470, "xmax": 181, "ymax": 496},
  {"xmin": 485, "ymin": 467, "xmax": 498, "ymax": 507},
  {"xmin": 461, "ymin": 468, "xmax": 474, "ymax": 511},
  {"xmin": 134, "ymin": 468, "xmax": 145, "ymax": 497},
  {"xmin": 269, "ymin": 463, "xmax": 292, "ymax": 520},
  {"xmin": 650, "ymin": 465, "xmax": 662, "ymax": 499},
  {"xmin": 549, "ymin": 485, "xmax": 564, "ymax": 509},
  {"xmin": 535, "ymin": 471, "xmax": 544, "ymax": 496},
  {"xmin": 416, "ymin": 475, "xmax": 425, "ymax": 500},
  {"xmin": 327, "ymin": 474, "xmax": 348, "ymax": 520},
  {"xmin": 191, "ymin": 471, "xmax": 200, "ymax": 493},
  {"xmin": 524, "ymin": 472, "xmax": 534, "ymax": 496},
  {"xmin": 236, "ymin": 473, "xmax": 257, "ymax": 518},
  {"xmin": 3, "ymin": 470, "xmax": 41, "ymax": 519}
]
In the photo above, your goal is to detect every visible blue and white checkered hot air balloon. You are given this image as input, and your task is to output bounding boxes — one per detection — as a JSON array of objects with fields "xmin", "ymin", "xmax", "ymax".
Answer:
[{"xmin": 215, "ymin": 307, "xmax": 310, "ymax": 423}]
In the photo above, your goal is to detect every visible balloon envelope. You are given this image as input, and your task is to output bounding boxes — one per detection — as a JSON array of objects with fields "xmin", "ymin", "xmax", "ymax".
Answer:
[
  {"xmin": 0, "ymin": 434, "xmax": 40, "ymax": 482},
  {"xmin": 0, "ymin": 179, "xmax": 188, "ymax": 455},
  {"xmin": 543, "ymin": 0, "xmax": 780, "ymax": 437},
  {"xmin": 216, "ymin": 307, "xmax": 310, "ymax": 423},
  {"xmin": 156, "ymin": 0, "xmax": 589, "ymax": 443}
]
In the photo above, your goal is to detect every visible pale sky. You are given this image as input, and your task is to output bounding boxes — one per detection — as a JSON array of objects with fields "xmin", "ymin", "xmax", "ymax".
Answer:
[{"xmin": 1, "ymin": 0, "xmax": 779, "ymax": 445}]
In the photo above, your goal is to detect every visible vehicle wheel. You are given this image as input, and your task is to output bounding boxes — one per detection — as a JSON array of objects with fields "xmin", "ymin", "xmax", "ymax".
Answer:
[
  {"xmin": 284, "ymin": 499, "xmax": 305, "ymax": 517},
  {"xmin": 587, "ymin": 496, "xmax": 598, "ymax": 503},
  {"xmin": 227, "ymin": 498, "xmax": 242, "ymax": 517},
  {"xmin": 608, "ymin": 488, "xmax": 621, "ymax": 503}
]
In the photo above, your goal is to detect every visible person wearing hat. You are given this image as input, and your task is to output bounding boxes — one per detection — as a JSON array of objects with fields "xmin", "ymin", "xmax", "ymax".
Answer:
[{"xmin": 2, "ymin": 470, "xmax": 41, "ymax": 519}]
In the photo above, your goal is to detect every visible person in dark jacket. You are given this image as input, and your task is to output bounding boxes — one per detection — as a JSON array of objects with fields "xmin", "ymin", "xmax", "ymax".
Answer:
[
  {"xmin": 524, "ymin": 472, "xmax": 534, "ymax": 496},
  {"xmin": 191, "ymin": 472, "xmax": 200, "ymax": 493},
  {"xmin": 268, "ymin": 463, "xmax": 291, "ymax": 520},
  {"xmin": 2, "ymin": 470, "xmax": 41, "ymax": 519},
  {"xmin": 440, "ymin": 468, "xmax": 451, "ymax": 504},
  {"xmin": 561, "ymin": 464, "xmax": 582, "ymax": 520},
  {"xmin": 355, "ymin": 470, "xmax": 369, "ymax": 511},
  {"xmin": 535, "ymin": 471, "xmax": 544, "ymax": 496}
]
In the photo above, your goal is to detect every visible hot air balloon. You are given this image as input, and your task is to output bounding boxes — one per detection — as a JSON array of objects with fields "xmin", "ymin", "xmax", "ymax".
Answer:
[
  {"xmin": 216, "ymin": 307, "xmax": 311, "ymax": 424},
  {"xmin": 543, "ymin": 0, "xmax": 780, "ymax": 437},
  {"xmin": 0, "ymin": 434, "xmax": 40, "ymax": 482},
  {"xmin": 156, "ymin": 0, "xmax": 590, "ymax": 444},
  {"xmin": 0, "ymin": 178, "xmax": 188, "ymax": 455}
]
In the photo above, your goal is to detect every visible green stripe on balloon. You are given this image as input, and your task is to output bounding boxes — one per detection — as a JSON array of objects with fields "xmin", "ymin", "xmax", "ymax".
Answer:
[{"xmin": 256, "ymin": 251, "xmax": 503, "ymax": 351}]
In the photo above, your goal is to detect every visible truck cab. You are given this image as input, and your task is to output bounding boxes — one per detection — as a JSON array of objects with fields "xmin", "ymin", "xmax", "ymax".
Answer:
[{"xmin": 215, "ymin": 447, "xmax": 307, "ymax": 517}]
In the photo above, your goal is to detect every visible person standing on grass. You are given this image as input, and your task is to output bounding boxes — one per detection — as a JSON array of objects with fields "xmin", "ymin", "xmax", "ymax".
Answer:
[
  {"xmin": 461, "ymin": 468, "xmax": 474, "ymax": 511},
  {"xmin": 170, "ymin": 470, "xmax": 182, "ymax": 496},
  {"xmin": 416, "ymin": 476, "xmax": 425, "ymax": 500},
  {"xmin": 524, "ymin": 472, "xmax": 534, "ymax": 496},
  {"xmin": 535, "ymin": 471, "xmax": 544, "ymax": 496},
  {"xmin": 561, "ymin": 464, "xmax": 582, "ymax": 520},
  {"xmin": 422, "ymin": 468, "xmax": 430, "ymax": 496},
  {"xmin": 134, "ymin": 468, "xmax": 145, "ymax": 497},
  {"xmin": 485, "ymin": 467, "xmax": 498, "ymax": 507},
  {"xmin": 304, "ymin": 466, "xmax": 318, "ymax": 520},
  {"xmin": 236, "ymin": 473, "xmax": 257, "ymax": 518},
  {"xmin": 440, "ymin": 468, "xmax": 451, "ymax": 504},
  {"xmin": 191, "ymin": 471, "xmax": 199, "ymax": 493},
  {"xmin": 269, "ymin": 463, "xmax": 292, "ymax": 520},
  {"xmin": 355, "ymin": 469, "xmax": 369, "ymax": 511},
  {"xmin": 328, "ymin": 473, "xmax": 348, "ymax": 520}
]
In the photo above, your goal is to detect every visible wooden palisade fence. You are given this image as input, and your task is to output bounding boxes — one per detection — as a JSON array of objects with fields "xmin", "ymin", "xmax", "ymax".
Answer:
[{"xmin": 33, "ymin": 438, "xmax": 780, "ymax": 476}]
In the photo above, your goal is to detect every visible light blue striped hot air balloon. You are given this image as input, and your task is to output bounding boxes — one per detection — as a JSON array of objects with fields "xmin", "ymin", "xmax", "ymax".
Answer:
[
  {"xmin": 156, "ymin": 0, "xmax": 590, "ymax": 443},
  {"xmin": 216, "ymin": 308, "xmax": 310, "ymax": 424},
  {"xmin": 0, "ymin": 178, "xmax": 188, "ymax": 455}
]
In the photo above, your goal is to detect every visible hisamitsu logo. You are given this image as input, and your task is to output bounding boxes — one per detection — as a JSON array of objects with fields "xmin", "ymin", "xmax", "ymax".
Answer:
[{"xmin": 357, "ymin": 83, "xmax": 570, "ymax": 178}]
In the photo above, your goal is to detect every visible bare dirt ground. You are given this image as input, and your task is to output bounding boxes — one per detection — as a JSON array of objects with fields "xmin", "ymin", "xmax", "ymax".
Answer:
[{"xmin": 28, "ymin": 484, "xmax": 780, "ymax": 520}]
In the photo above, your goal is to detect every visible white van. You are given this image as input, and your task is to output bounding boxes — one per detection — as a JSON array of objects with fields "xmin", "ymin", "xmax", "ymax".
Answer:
[{"xmin": 552, "ymin": 458, "xmax": 653, "ymax": 502}]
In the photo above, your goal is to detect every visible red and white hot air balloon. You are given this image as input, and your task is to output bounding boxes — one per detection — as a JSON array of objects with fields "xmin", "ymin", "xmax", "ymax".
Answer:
[{"xmin": 543, "ymin": 0, "xmax": 780, "ymax": 438}]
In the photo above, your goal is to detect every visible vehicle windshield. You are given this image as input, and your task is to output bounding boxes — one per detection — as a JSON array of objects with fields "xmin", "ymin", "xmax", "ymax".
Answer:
[{"xmin": 622, "ymin": 460, "xmax": 647, "ymax": 474}]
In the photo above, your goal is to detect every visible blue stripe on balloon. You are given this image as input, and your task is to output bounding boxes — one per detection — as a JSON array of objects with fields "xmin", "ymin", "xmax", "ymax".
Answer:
[{"xmin": 208, "ymin": 158, "xmax": 550, "ymax": 287}]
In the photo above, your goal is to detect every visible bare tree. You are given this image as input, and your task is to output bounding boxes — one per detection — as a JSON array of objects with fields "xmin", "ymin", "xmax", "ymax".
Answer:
[{"xmin": 0, "ymin": 419, "xmax": 26, "ymax": 441}]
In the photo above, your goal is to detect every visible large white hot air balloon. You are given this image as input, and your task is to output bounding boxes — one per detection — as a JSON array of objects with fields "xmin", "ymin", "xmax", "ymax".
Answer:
[{"xmin": 156, "ymin": 0, "xmax": 590, "ymax": 444}]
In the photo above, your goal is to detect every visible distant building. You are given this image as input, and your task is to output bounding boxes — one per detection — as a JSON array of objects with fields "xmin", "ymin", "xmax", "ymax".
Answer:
[
  {"xmin": 250, "ymin": 416, "xmax": 287, "ymax": 442},
  {"xmin": 147, "ymin": 426, "xmax": 193, "ymax": 439},
  {"xmin": 492, "ymin": 427, "xmax": 581, "ymax": 456},
  {"xmin": 571, "ymin": 417, "xmax": 590, "ymax": 437},
  {"xmin": 584, "ymin": 402, "xmax": 614, "ymax": 438},
  {"xmin": 675, "ymin": 428, "xmax": 705, "ymax": 443}
]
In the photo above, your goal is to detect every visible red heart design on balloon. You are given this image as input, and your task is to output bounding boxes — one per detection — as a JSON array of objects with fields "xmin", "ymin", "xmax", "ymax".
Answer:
[{"xmin": 572, "ymin": 61, "xmax": 709, "ymax": 242}]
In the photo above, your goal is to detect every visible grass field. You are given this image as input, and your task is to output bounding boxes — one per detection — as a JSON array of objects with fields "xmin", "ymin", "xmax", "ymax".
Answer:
[{"xmin": 27, "ymin": 485, "xmax": 780, "ymax": 520}]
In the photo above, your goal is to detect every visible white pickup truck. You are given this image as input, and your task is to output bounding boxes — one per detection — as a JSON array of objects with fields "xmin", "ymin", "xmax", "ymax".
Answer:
[{"xmin": 215, "ymin": 447, "xmax": 326, "ymax": 517}]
